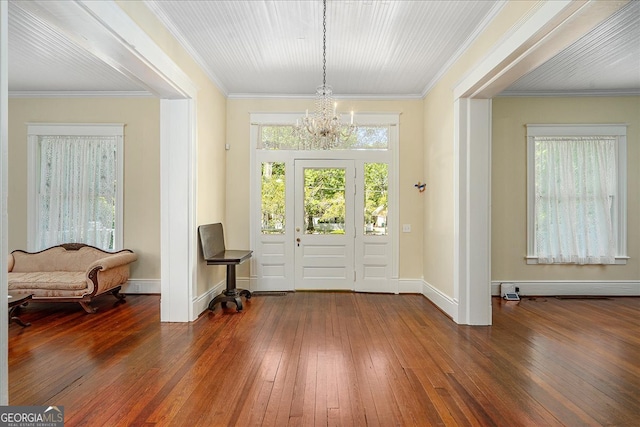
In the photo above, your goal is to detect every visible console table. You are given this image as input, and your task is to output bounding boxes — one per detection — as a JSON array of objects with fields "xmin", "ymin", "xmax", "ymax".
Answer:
[{"xmin": 199, "ymin": 223, "xmax": 252, "ymax": 312}]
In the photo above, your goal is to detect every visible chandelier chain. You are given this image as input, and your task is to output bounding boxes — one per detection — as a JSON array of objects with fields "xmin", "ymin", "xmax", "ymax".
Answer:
[
  {"xmin": 322, "ymin": 0, "xmax": 327, "ymax": 90},
  {"xmin": 294, "ymin": 0, "xmax": 356, "ymax": 150}
]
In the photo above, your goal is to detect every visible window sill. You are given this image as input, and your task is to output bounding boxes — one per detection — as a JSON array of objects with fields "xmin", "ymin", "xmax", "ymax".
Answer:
[{"xmin": 525, "ymin": 256, "xmax": 629, "ymax": 265}]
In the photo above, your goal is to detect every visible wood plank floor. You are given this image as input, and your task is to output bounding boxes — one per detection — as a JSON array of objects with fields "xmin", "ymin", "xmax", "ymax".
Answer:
[{"xmin": 8, "ymin": 292, "xmax": 640, "ymax": 426}]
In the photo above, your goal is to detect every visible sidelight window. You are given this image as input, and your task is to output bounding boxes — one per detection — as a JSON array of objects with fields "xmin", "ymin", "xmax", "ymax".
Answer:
[
  {"xmin": 364, "ymin": 163, "xmax": 388, "ymax": 235},
  {"xmin": 261, "ymin": 162, "xmax": 286, "ymax": 234}
]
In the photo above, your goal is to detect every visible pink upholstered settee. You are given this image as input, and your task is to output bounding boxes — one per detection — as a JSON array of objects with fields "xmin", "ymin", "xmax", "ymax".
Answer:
[{"xmin": 8, "ymin": 243, "xmax": 138, "ymax": 313}]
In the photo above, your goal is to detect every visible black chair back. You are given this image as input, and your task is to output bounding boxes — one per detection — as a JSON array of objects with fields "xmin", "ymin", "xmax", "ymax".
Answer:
[{"xmin": 198, "ymin": 223, "xmax": 225, "ymax": 260}]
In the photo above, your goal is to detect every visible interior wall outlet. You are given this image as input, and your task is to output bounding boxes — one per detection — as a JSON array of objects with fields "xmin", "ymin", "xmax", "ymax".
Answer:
[{"xmin": 402, "ymin": 224, "xmax": 411, "ymax": 232}]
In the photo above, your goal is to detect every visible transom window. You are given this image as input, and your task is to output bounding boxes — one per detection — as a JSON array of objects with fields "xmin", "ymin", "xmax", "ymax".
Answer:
[{"xmin": 258, "ymin": 124, "xmax": 390, "ymax": 150}]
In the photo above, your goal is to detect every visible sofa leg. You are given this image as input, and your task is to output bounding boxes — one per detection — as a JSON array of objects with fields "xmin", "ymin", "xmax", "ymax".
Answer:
[
  {"xmin": 111, "ymin": 287, "xmax": 127, "ymax": 308},
  {"xmin": 111, "ymin": 286, "xmax": 126, "ymax": 301},
  {"xmin": 79, "ymin": 301, "xmax": 98, "ymax": 314}
]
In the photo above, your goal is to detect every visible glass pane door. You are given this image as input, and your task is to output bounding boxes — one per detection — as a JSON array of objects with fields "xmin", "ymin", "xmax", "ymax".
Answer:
[
  {"xmin": 295, "ymin": 160, "xmax": 354, "ymax": 290},
  {"xmin": 303, "ymin": 167, "xmax": 346, "ymax": 235}
]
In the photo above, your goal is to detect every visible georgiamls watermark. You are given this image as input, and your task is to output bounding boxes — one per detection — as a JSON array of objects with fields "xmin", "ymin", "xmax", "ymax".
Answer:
[{"xmin": 0, "ymin": 406, "xmax": 64, "ymax": 427}]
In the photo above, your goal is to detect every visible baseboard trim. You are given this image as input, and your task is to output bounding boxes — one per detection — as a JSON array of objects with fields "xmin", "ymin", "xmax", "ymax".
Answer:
[
  {"xmin": 421, "ymin": 280, "xmax": 458, "ymax": 320},
  {"xmin": 237, "ymin": 277, "xmax": 251, "ymax": 291},
  {"xmin": 192, "ymin": 279, "xmax": 226, "ymax": 318},
  {"xmin": 122, "ymin": 279, "xmax": 161, "ymax": 294},
  {"xmin": 491, "ymin": 280, "xmax": 640, "ymax": 296},
  {"xmin": 398, "ymin": 279, "xmax": 423, "ymax": 294},
  {"xmin": 123, "ymin": 278, "xmax": 229, "ymax": 319}
]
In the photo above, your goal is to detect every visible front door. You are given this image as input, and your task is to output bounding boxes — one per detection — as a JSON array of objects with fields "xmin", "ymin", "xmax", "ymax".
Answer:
[{"xmin": 294, "ymin": 159, "xmax": 355, "ymax": 290}]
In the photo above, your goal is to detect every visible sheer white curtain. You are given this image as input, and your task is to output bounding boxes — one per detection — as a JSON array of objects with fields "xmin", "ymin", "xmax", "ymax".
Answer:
[
  {"xmin": 38, "ymin": 135, "xmax": 117, "ymax": 251},
  {"xmin": 534, "ymin": 136, "xmax": 617, "ymax": 264}
]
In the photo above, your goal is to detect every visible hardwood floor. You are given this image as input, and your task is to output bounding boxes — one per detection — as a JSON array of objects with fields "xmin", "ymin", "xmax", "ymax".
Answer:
[{"xmin": 8, "ymin": 292, "xmax": 640, "ymax": 426}]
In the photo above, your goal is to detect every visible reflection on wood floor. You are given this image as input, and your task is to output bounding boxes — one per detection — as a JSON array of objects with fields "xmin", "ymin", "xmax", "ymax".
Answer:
[{"xmin": 9, "ymin": 292, "xmax": 640, "ymax": 426}]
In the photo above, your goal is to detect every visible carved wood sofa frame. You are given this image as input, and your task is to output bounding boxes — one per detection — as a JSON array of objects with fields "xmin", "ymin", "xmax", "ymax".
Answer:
[{"xmin": 8, "ymin": 243, "xmax": 138, "ymax": 313}]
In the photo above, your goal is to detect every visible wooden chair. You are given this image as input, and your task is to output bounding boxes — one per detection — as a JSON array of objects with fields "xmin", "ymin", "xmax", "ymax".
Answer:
[{"xmin": 198, "ymin": 223, "xmax": 252, "ymax": 312}]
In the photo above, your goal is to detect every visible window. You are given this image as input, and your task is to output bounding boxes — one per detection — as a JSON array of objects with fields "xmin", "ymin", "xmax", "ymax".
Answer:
[
  {"xmin": 28, "ymin": 124, "xmax": 124, "ymax": 251},
  {"xmin": 258, "ymin": 126, "xmax": 299, "ymax": 150},
  {"xmin": 364, "ymin": 163, "xmax": 388, "ymax": 235},
  {"xmin": 261, "ymin": 162, "xmax": 285, "ymax": 234},
  {"xmin": 526, "ymin": 124, "xmax": 627, "ymax": 264},
  {"xmin": 303, "ymin": 167, "xmax": 346, "ymax": 235},
  {"xmin": 257, "ymin": 124, "xmax": 390, "ymax": 150}
]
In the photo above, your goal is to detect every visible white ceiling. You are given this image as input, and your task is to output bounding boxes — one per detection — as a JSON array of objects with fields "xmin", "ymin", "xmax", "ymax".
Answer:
[
  {"xmin": 8, "ymin": 1, "xmax": 145, "ymax": 93},
  {"xmin": 144, "ymin": 0, "xmax": 502, "ymax": 97},
  {"xmin": 7, "ymin": 0, "xmax": 640, "ymax": 98},
  {"xmin": 501, "ymin": 0, "xmax": 640, "ymax": 96}
]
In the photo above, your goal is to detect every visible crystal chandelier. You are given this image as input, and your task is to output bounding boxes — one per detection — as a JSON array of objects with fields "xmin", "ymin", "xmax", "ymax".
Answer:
[{"xmin": 295, "ymin": 0, "xmax": 356, "ymax": 150}]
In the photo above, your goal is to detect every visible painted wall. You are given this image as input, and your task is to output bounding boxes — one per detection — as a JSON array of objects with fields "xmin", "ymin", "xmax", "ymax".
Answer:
[
  {"xmin": 225, "ymin": 98, "xmax": 424, "ymax": 280},
  {"xmin": 117, "ymin": 1, "xmax": 228, "ymax": 296},
  {"xmin": 192, "ymin": 83, "xmax": 227, "ymax": 295},
  {"xmin": 8, "ymin": 97, "xmax": 161, "ymax": 280},
  {"xmin": 422, "ymin": 1, "xmax": 539, "ymax": 297},
  {"xmin": 492, "ymin": 96, "xmax": 640, "ymax": 282}
]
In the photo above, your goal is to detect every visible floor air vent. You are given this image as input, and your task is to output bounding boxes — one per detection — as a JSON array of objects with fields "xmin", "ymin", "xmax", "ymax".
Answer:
[{"xmin": 251, "ymin": 291, "xmax": 289, "ymax": 296}]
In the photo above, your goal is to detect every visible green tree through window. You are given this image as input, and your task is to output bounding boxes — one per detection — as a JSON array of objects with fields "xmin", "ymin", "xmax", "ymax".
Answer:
[
  {"xmin": 304, "ymin": 168, "xmax": 346, "ymax": 234},
  {"xmin": 364, "ymin": 163, "xmax": 388, "ymax": 235},
  {"xmin": 261, "ymin": 162, "xmax": 285, "ymax": 234}
]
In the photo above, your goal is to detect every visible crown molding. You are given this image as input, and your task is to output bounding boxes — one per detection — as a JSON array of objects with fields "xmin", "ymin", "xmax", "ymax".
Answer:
[
  {"xmin": 422, "ymin": 1, "xmax": 508, "ymax": 98},
  {"xmin": 227, "ymin": 92, "xmax": 423, "ymax": 100},
  {"xmin": 496, "ymin": 89, "xmax": 640, "ymax": 97},
  {"xmin": 144, "ymin": 0, "xmax": 228, "ymax": 98},
  {"xmin": 9, "ymin": 90, "xmax": 154, "ymax": 98}
]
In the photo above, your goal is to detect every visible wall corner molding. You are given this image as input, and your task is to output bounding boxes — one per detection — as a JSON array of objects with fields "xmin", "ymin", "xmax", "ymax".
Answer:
[{"xmin": 421, "ymin": 280, "xmax": 458, "ymax": 321}]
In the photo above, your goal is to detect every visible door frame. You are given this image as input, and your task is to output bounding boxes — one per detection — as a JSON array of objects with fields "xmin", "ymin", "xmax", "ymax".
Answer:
[{"xmin": 250, "ymin": 113, "xmax": 399, "ymax": 293}]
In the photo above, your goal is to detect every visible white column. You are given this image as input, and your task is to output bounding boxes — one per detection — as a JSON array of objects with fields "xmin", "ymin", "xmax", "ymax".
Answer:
[
  {"xmin": 160, "ymin": 99, "xmax": 197, "ymax": 322},
  {"xmin": 454, "ymin": 98, "xmax": 492, "ymax": 326}
]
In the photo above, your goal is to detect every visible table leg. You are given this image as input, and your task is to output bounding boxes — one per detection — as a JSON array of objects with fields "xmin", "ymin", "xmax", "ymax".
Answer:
[
  {"xmin": 9, "ymin": 305, "xmax": 31, "ymax": 327},
  {"xmin": 207, "ymin": 264, "xmax": 252, "ymax": 312}
]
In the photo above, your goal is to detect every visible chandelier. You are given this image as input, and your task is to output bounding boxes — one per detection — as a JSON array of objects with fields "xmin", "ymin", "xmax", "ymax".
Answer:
[{"xmin": 295, "ymin": 0, "xmax": 356, "ymax": 150}]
